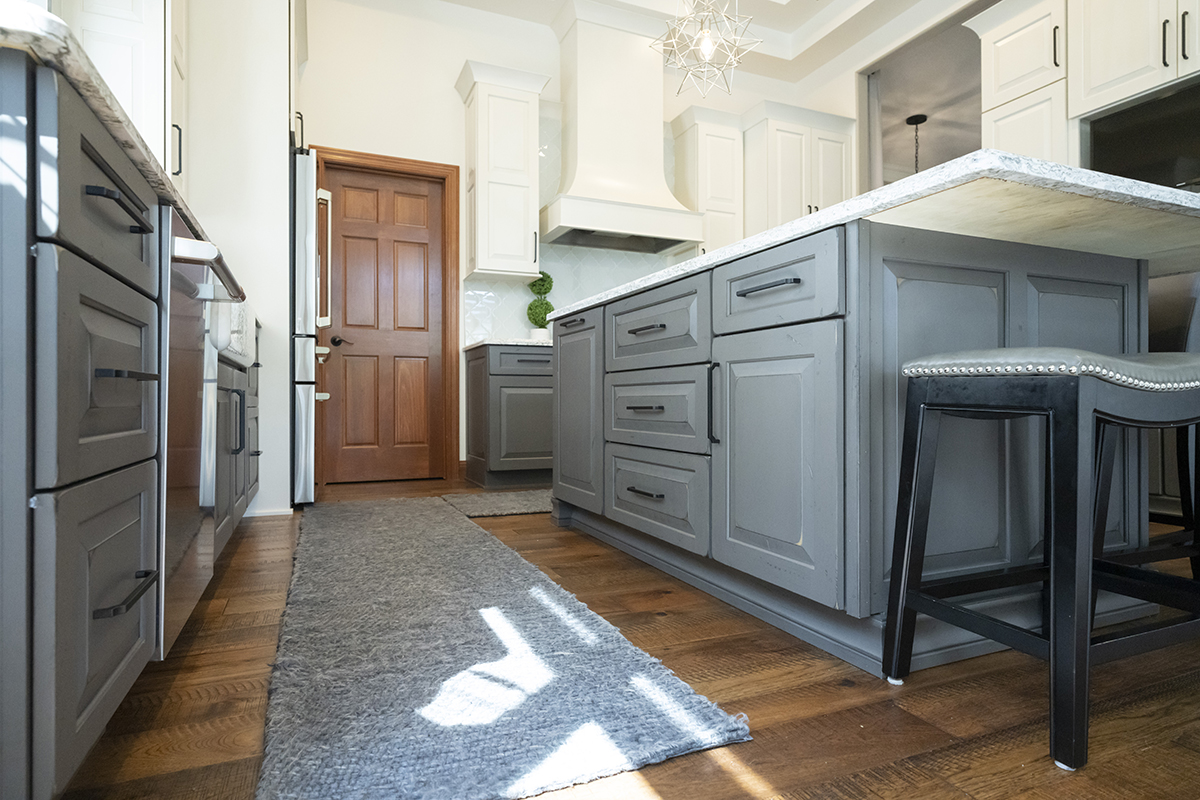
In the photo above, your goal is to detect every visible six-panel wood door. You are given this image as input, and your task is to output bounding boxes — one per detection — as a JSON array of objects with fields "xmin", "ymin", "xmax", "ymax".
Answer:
[{"xmin": 321, "ymin": 165, "xmax": 446, "ymax": 482}]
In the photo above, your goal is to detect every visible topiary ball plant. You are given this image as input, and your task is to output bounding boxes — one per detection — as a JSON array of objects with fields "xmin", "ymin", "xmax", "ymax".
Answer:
[{"xmin": 527, "ymin": 270, "xmax": 554, "ymax": 328}]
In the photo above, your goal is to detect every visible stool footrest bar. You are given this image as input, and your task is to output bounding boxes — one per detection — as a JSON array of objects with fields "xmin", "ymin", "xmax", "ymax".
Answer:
[
  {"xmin": 1093, "ymin": 560, "xmax": 1200, "ymax": 615},
  {"xmin": 907, "ymin": 592, "xmax": 1050, "ymax": 660}
]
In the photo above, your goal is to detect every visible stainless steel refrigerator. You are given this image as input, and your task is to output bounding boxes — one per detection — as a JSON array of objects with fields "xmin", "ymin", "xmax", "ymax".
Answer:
[{"xmin": 292, "ymin": 149, "xmax": 328, "ymax": 504}]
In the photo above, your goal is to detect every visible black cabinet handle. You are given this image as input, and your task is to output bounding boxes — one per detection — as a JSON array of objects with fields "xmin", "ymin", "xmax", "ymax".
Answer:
[
  {"xmin": 517, "ymin": 358, "xmax": 551, "ymax": 363},
  {"xmin": 627, "ymin": 486, "xmax": 665, "ymax": 500},
  {"xmin": 172, "ymin": 123, "xmax": 183, "ymax": 176},
  {"xmin": 736, "ymin": 277, "xmax": 804, "ymax": 298},
  {"xmin": 85, "ymin": 184, "xmax": 154, "ymax": 234},
  {"xmin": 626, "ymin": 404, "xmax": 665, "ymax": 412},
  {"xmin": 1165, "ymin": 18, "xmax": 1171, "ymax": 67},
  {"xmin": 232, "ymin": 388, "xmax": 246, "ymax": 455},
  {"xmin": 93, "ymin": 570, "xmax": 158, "ymax": 619},
  {"xmin": 808, "ymin": 204, "xmax": 812, "ymax": 214},
  {"xmin": 708, "ymin": 361, "xmax": 720, "ymax": 445},
  {"xmin": 561, "ymin": 317, "xmax": 585, "ymax": 328},
  {"xmin": 251, "ymin": 362, "xmax": 263, "ymax": 368},
  {"xmin": 94, "ymin": 368, "xmax": 159, "ymax": 381},
  {"xmin": 1053, "ymin": 25, "xmax": 1060, "ymax": 67},
  {"xmin": 250, "ymin": 450, "xmax": 263, "ymax": 457},
  {"xmin": 1184, "ymin": 12, "xmax": 1190, "ymax": 60},
  {"xmin": 629, "ymin": 323, "xmax": 667, "ymax": 335},
  {"xmin": 533, "ymin": 231, "xmax": 538, "ymax": 263}
]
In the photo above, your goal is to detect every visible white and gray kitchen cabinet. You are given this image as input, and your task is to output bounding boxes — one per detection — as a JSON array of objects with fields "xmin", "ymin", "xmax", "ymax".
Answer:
[{"xmin": 466, "ymin": 342, "xmax": 554, "ymax": 488}]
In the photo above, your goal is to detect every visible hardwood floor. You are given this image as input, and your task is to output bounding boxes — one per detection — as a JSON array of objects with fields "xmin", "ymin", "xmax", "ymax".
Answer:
[{"xmin": 64, "ymin": 484, "xmax": 1200, "ymax": 799}]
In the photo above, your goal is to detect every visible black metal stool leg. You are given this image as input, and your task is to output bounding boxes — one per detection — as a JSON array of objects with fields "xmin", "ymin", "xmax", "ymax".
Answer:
[
  {"xmin": 1181, "ymin": 425, "xmax": 1200, "ymax": 578},
  {"xmin": 1047, "ymin": 390, "xmax": 1094, "ymax": 771},
  {"xmin": 884, "ymin": 378, "xmax": 942, "ymax": 683},
  {"xmin": 1090, "ymin": 423, "xmax": 1119, "ymax": 625}
]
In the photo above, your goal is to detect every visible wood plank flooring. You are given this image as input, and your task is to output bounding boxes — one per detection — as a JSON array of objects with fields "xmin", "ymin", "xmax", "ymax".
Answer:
[{"xmin": 64, "ymin": 482, "xmax": 1200, "ymax": 799}]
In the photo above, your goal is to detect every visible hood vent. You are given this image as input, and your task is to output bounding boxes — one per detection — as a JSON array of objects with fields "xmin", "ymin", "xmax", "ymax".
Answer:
[{"xmin": 540, "ymin": 14, "xmax": 702, "ymax": 253}]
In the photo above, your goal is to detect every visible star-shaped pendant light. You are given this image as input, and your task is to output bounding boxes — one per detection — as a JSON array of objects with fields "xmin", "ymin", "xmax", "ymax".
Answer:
[{"xmin": 652, "ymin": 1, "xmax": 762, "ymax": 97}]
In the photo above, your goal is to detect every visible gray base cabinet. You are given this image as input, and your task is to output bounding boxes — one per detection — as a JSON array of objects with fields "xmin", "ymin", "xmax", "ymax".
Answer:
[
  {"xmin": 466, "ymin": 344, "xmax": 554, "ymax": 488},
  {"xmin": 554, "ymin": 309, "xmax": 605, "ymax": 511}
]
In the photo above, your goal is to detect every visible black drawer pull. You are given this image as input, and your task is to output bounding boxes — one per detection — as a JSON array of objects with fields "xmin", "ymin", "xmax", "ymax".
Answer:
[
  {"xmin": 95, "ymin": 368, "xmax": 159, "ymax": 382},
  {"xmin": 93, "ymin": 569, "xmax": 158, "ymax": 619},
  {"xmin": 517, "ymin": 358, "xmax": 551, "ymax": 363},
  {"xmin": 626, "ymin": 404, "xmax": 665, "ymax": 412},
  {"xmin": 1185, "ymin": 12, "xmax": 1191, "ymax": 60},
  {"xmin": 251, "ymin": 362, "xmax": 263, "ymax": 368},
  {"xmin": 708, "ymin": 362, "xmax": 720, "ymax": 445},
  {"xmin": 1165, "ymin": 18, "xmax": 1171, "ymax": 67},
  {"xmin": 736, "ymin": 277, "xmax": 803, "ymax": 298},
  {"xmin": 85, "ymin": 184, "xmax": 154, "ymax": 234},
  {"xmin": 1053, "ymin": 25, "xmax": 1060, "ymax": 67},
  {"xmin": 250, "ymin": 450, "xmax": 263, "ymax": 457},
  {"xmin": 172, "ymin": 123, "xmax": 183, "ymax": 176},
  {"xmin": 629, "ymin": 323, "xmax": 667, "ymax": 335},
  {"xmin": 232, "ymin": 388, "xmax": 247, "ymax": 455},
  {"xmin": 627, "ymin": 486, "xmax": 665, "ymax": 500},
  {"xmin": 561, "ymin": 317, "xmax": 586, "ymax": 328}
]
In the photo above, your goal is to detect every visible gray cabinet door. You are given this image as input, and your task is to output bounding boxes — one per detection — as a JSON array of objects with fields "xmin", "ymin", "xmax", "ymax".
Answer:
[
  {"xmin": 35, "ymin": 69, "xmax": 159, "ymax": 299},
  {"xmin": 606, "ymin": 273, "xmax": 712, "ymax": 371},
  {"xmin": 713, "ymin": 227, "xmax": 844, "ymax": 335},
  {"xmin": 604, "ymin": 364, "xmax": 710, "ymax": 454},
  {"xmin": 35, "ymin": 243, "xmax": 159, "ymax": 490},
  {"xmin": 490, "ymin": 375, "xmax": 554, "ymax": 471},
  {"xmin": 605, "ymin": 443, "xmax": 711, "ymax": 556},
  {"xmin": 553, "ymin": 308, "xmax": 605, "ymax": 512},
  {"xmin": 32, "ymin": 460, "xmax": 157, "ymax": 798},
  {"xmin": 466, "ymin": 349, "xmax": 488, "ymax": 464},
  {"xmin": 711, "ymin": 320, "xmax": 844, "ymax": 608}
]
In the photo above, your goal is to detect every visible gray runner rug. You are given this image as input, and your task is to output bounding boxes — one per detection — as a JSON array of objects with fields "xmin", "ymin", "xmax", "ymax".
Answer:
[
  {"xmin": 441, "ymin": 489, "xmax": 552, "ymax": 517},
  {"xmin": 257, "ymin": 497, "xmax": 749, "ymax": 800}
]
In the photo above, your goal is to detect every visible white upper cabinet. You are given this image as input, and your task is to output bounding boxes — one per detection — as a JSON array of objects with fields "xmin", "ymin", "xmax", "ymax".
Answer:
[
  {"xmin": 742, "ymin": 102, "xmax": 853, "ymax": 237},
  {"xmin": 982, "ymin": 79, "xmax": 1070, "ymax": 162},
  {"xmin": 168, "ymin": 0, "xmax": 188, "ymax": 199},
  {"xmin": 456, "ymin": 61, "xmax": 549, "ymax": 280},
  {"xmin": 1068, "ymin": 0, "xmax": 1199, "ymax": 117},
  {"xmin": 671, "ymin": 108, "xmax": 743, "ymax": 256},
  {"xmin": 966, "ymin": 0, "xmax": 1066, "ymax": 112}
]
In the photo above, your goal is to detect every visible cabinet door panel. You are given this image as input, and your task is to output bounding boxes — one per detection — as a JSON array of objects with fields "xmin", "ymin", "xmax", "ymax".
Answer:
[
  {"xmin": 810, "ymin": 128, "xmax": 851, "ymax": 213},
  {"xmin": 711, "ymin": 320, "xmax": 844, "ymax": 608},
  {"xmin": 489, "ymin": 376, "xmax": 554, "ymax": 470},
  {"xmin": 982, "ymin": 80, "xmax": 1068, "ymax": 163},
  {"xmin": 553, "ymin": 308, "xmax": 604, "ymax": 512},
  {"xmin": 489, "ymin": 346, "xmax": 554, "ymax": 375},
  {"xmin": 1068, "ymin": 0, "xmax": 1176, "ymax": 117},
  {"xmin": 973, "ymin": 0, "xmax": 1066, "ymax": 111}
]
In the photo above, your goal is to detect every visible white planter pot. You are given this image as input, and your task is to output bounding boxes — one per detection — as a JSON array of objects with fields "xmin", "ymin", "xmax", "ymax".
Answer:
[{"xmin": 529, "ymin": 328, "xmax": 551, "ymax": 342}]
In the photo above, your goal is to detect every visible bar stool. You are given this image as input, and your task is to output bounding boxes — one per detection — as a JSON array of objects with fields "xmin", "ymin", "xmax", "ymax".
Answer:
[{"xmin": 882, "ymin": 346, "xmax": 1200, "ymax": 771}]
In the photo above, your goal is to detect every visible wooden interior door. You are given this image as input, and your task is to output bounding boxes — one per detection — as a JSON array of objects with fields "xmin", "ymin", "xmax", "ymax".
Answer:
[{"xmin": 320, "ymin": 164, "xmax": 446, "ymax": 482}]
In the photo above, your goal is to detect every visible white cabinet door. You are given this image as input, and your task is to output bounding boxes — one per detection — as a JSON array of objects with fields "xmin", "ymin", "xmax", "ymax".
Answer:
[
  {"xmin": 59, "ymin": 0, "xmax": 166, "ymax": 166},
  {"xmin": 672, "ymin": 117, "xmax": 743, "ymax": 253},
  {"xmin": 1181, "ymin": 0, "xmax": 1200, "ymax": 76},
  {"xmin": 982, "ymin": 79, "xmax": 1069, "ymax": 163},
  {"xmin": 1068, "ymin": 0, "xmax": 1176, "ymax": 117},
  {"xmin": 810, "ymin": 128, "xmax": 851, "ymax": 214},
  {"xmin": 772, "ymin": 122, "xmax": 810, "ymax": 227},
  {"xmin": 969, "ymin": 0, "xmax": 1066, "ymax": 111},
  {"xmin": 168, "ymin": 0, "xmax": 188, "ymax": 198}
]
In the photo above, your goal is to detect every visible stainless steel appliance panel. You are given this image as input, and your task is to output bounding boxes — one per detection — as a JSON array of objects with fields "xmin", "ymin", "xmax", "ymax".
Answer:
[{"xmin": 294, "ymin": 384, "xmax": 316, "ymax": 504}]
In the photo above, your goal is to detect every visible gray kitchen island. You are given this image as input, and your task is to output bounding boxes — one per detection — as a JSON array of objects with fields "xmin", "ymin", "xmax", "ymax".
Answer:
[{"xmin": 547, "ymin": 150, "xmax": 1200, "ymax": 675}]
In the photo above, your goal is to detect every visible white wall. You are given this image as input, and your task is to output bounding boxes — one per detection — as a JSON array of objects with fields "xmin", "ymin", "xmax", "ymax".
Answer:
[{"xmin": 188, "ymin": 0, "xmax": 292, "ymax": 516}]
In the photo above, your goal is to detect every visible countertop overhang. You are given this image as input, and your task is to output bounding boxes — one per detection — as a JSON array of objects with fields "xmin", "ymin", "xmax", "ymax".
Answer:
[{"xmin": 549, "ymin": 149, "xmax": 1200, "ymax": 321}]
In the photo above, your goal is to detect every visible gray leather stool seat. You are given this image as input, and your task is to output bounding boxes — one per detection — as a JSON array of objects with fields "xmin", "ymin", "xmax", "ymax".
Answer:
[{"xmin": 883, "ymin": 346, "xmax": 1200, "ymax": 771}]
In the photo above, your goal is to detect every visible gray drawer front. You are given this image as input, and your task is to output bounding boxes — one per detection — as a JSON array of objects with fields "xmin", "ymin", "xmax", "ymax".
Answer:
[
  {"xmin": 713, "ymin": 227, "xmax": 844, "ymax": 335},
  {"xmin": 36, "ymin": 69, "xmax": 159, "ymax": 298},
  {"xmin": 489, "ymin": 346, "xmax": 554, "ymax": 375},
  {"xmin": 604, "ymin": 443, "xmax": 710, "ymax": 556},
  {"xmin": 35, "ymin": 244, "xmax": 159, "ymax": 490},
  {"xmin": 604, "ymin": 364, "xmax": 710, "ymax": 454},
  {"xmin": 33, "ymin": 459, "xmax": 157, "ymax": 797},
  {"xmin": 489, "ymin": 375, "xmax": 554, "ymax": 471},
  {"xmin": 606, "ymin": 273, "xmax": 712, "ymax": 371}
]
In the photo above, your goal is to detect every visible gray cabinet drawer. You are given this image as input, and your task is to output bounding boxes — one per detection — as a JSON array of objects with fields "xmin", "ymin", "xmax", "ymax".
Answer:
[
  {"xmin": 490, "ymin": 375, "xmax": 554, "ymax": 470},
  {"xmin": 36, "ymin": 69, "xmax": 159, "ymax": 298},
  {"xmin": 604, "ymin": 365, "xmax": 710, "ymax": 454},
  {"xmin": 604, "ymin": 443, "xmax": 711, "ymax": 556},
  {"xmin": 489, "ymin": 346, "xmax": 554, "ymax": 375},
  {"xmin": 33, "ymin": 460, "xmax": 157, "ymax": 798},
  {"xmin": 35, "ymin": 244, "xmax": 159, "ymax": 490},
  {"xmin": 606, "ymin": 273, "xmax": 712, "ymax": 371},
  {"xmin": 712, "ymin": 227, "xmax": 843, "ymax": 335}
]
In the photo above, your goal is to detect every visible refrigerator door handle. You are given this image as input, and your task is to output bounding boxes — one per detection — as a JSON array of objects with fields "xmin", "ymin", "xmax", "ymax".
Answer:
[{"xmin": 317, "ymin": 188, "xmax": 332, "ymax": 328}]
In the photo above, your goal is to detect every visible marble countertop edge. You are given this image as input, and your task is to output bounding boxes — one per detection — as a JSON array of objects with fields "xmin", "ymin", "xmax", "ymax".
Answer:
[{"xmin": 463, "ymin": 338, "xmax": 554, "ymax": 350}]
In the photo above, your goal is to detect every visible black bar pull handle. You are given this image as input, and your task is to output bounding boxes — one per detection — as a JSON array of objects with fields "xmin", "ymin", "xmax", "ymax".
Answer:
[
  {"xmin": 250, "ymin": 450, "xmax": 263, "ymax": 457},
  {"xmin": 708, "ymin": 361, "xmax": 720, "ymax": 445},
  {"xmin": 94, "ymin": 368, "xmax": 159, "ymax": 381},
  {"xmin": 93, "ymin": 570, "xmax": 158, "ymax": 619},
  {"xmin": 172, "ymin": 123, "xmax": 183, "ymax": 176},
  {"xmin": 626, "ymin": 404, "xmax": 665, "ymax": 412},
  {"xmin": 629, "ymin": 322, "xmax": 667, "ymax": 336},
  {"xmin": 736, "ymin": 276, "xmax": 803, "ymax": 298},
  {"xmin": 85, "ymin": 184, "xmax": 154, "ymax": 234},
  {"xmin": 1053, "ymin": 25, "xmax": 1060, "ymax": 67},
  {"xmin": 517, "ymin": 358, "xmax": 551, "ymax": 363},
  {"xmin": 560, "ymin": 317, "xmax": 586, "ymax": 328},
  {"xmin": 1165, "ymin": 18, "xmax": 1171, "ymax": 67},
  {"xmin": 1184, "ymin": 12, "xmax": 1190, "ymax": 60},
  {"xmin": 232, "ymin": 388, "xmax": 246, "ymax": 455},
  {"xmin": 627, "ymin": 486, "xmax": 665, "ymax": 500}
]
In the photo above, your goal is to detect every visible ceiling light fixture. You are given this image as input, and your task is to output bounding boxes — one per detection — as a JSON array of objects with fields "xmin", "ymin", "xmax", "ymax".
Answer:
[{"xmin": 652, "ymin": 1, "xmax": 761, "ymax": 98}]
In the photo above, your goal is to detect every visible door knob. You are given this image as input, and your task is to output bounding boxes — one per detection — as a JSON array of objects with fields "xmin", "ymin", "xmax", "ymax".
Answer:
[{"xmin": 330, "ymin": 335, "xmax": 354, "ymax": 347}]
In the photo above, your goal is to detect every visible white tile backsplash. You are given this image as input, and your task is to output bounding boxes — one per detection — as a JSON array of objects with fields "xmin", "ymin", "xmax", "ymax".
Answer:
[{"xmin": 463, "ymin": 112, "xmax": 678, "ymax": 344}]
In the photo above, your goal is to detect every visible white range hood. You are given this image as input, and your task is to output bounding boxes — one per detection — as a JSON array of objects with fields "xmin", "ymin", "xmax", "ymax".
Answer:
[{"xmin": 540, "ymin": 10, "xmax": 702, "ymax": 254}]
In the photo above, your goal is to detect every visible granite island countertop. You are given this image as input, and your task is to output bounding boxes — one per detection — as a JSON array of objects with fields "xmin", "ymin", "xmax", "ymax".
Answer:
[
  {"xmin": 464, "ymin": 339, "xmax": 554, "ymax": 351},
  {"xmin": 0, "ymin": 4, "xmax": 210, "ymax": 241},
  {"xmin": 549, "ymin": 149, "xmax": 1200, "ymax": 320}
]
